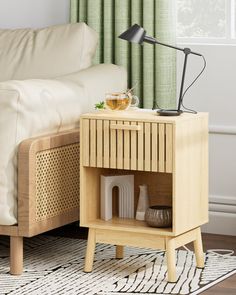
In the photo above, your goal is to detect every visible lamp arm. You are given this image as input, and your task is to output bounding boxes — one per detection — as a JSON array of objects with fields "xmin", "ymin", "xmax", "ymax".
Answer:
[{"xmin": 144, "ymin": 35, "xmax": 202, "ymax": 56}]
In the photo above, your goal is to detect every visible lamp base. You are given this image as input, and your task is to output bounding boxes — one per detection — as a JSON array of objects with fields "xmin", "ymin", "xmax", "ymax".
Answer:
[{"xmin": 156, "ymin": 109, "xmax": 183, "ymax": 116}]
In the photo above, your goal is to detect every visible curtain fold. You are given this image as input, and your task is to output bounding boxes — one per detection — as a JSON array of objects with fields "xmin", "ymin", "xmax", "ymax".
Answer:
[{"xmin": 70, "ymin": 0, "xmax": 176, "ymax": 109}]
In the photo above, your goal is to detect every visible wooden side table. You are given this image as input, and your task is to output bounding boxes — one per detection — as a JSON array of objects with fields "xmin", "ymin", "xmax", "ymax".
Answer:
[{"xmin": 80, "ymin": 110, "xmax": 208, "ymax": 282}]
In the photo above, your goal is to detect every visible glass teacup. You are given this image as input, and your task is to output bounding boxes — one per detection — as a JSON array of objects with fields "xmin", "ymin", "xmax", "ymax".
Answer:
[{"xmin": 105, "ymin": 92, "xmax": 139, "ymax": 111}]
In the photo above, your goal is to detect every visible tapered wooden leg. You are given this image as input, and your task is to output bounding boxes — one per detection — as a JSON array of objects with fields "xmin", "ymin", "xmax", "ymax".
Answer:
[
  {"xmin": 10, "ymin": 236, "xmax": 23, "ymax": 275},
  {"xmin": 116, "ymin": 245, "xmax": 124, "ymax": 259},
  {"xmin": 166, "ymin": 238, "xmax": 176, "ymax": 283},
  {"xmin": 193, "ymin": 227, "xmax": 205, "ymax": 268},
  {"xmin": 84, "ymin": 228, "xmax": 96, "ymax": 273}
]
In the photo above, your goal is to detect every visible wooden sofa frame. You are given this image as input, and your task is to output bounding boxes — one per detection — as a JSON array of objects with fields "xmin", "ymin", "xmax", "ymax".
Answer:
[{"xmin": 0, "ymin": 129, "xmax": 80, "ymax": 274}]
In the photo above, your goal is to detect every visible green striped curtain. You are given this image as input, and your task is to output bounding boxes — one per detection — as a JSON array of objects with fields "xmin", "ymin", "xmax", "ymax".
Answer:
[{"xmin": 71, "ymin": 0, "xmax": 176, "ymax": 109}]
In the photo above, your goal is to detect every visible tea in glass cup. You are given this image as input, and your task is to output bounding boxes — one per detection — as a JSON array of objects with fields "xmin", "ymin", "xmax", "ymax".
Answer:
[{"xmin": 105, "ymin": 93, "xmax": 139, "ymax": 111}]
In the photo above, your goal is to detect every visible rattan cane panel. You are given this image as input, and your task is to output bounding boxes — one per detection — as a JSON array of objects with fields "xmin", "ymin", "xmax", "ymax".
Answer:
[{"xmin": 35, "ymin": 143, "xmax": 80, "ymax": 221}]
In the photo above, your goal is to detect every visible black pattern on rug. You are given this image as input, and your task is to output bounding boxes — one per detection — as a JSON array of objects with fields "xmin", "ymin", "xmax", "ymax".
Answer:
[{"xmin": 0, "ymin": 236, "xmax": 235, "ymax": 295}]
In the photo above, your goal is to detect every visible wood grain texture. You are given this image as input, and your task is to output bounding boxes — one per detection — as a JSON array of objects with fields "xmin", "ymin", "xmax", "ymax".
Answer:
[
  {"xmin": 158, "ymin": 123, "xmax": 165, "ymax": 172},
  {"xmin": 96, "ymin": 120, "xmax": 103, "ymax": 168},
  {"xmin": 84, "ymin": 228, "xmax": 96, "ymax": 272},
  {"xmin": 110, "ymin": 124, "xmax": 141, "ymax": 131},
  {"xmin": 86, "ymin": 217, "xmax": 173, "ymax": 236},
  {"xmin": 80, "ymin": 114, "xmax": 175, "ymax": 173},
  {"xmin": 137, "ymin": 122, "xmax": 144, "ymax": 171},
  {"xmin": 80, "ymin": 112, "xmax": 209, "ymax": 237},
  {"xmin": 116, "ymin": 245, "xmax": 124, "ymax": 259},
  {"xmin": 10, "ymin": 236, "xmax": 23, "ymax": 275},
  {"xmin": 80, "ymin": 111, "xmax": 208, "ymax": 283},
  {"xmin": 130, "ymin": 122, "xmax": 137, "ymax": 170},
  {"xmin": 173, "ymin": 114, "xmax": 209, "ymax": 235},
  {"xmin": 80, "ymin": 111, "xmax": 207, "ymax": 123},
  {"xmin": 193, "ymin": 227, "xmax": 205, "ymax": 268},
  {"xmin": 103, "ymin": 120, "xmax": 110, "ymax": 168},
  {"xmin": 0, "ymin": 225, "xmax": 19, "ymax": 236},
  {"xmin": 96, "ymin": 228, "xmax": 166, "ymax": 249},
  {"xmin": 117, "ymin": 120, "xmax": 123, "ymax": 169},
  {"xmin": 80, "ymin": 167, "xmax": 172, "ymax": 228},
  {"xmin": 144, "ymin": 122, "xmax": 151, "ymax": 171},
  {"xmin": 110, "ymin": 120, "xmax": 117, "ymax": 169},
  {"xmin": 79, "ymin": 167, "xmax": 101, "ymax": 226},
  {"xmin": 90, "ymin": 120, "xmax": 96, "ymax": 167},
  {"xmin": 82, "ymin": 119, "xmax": 90, "ymax": 166},
  {"xmin": 165, "ymin": 237, "xmax": 176, "ymax": 282},
  {"xmin": 151, "ymin": 123, "xmax": 158, "ymax": 172},
  {"xmin": 123, "ymin": 121, "xmax": 130, "ymax": 170},
  {"xmin": 165, "ymin": 124, "xmax": 173, "ymax": 173}
]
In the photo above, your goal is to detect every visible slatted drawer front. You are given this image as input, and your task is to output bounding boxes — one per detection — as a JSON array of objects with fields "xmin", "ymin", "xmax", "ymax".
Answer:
[{"xmin": 82, "ymin": 119, "xmax": 173, "ymax": 173}]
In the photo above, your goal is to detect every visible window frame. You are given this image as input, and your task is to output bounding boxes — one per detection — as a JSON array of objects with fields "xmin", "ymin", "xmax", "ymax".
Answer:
[{"xmin": 177, "ymin": 0, "xmax": 236, "ymax": 45}]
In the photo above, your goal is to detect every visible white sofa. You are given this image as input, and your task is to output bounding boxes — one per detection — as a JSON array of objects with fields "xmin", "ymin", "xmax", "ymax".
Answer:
[{"xmin": 0, "ymin": 22, "xmax": 127, "ymax": 274}]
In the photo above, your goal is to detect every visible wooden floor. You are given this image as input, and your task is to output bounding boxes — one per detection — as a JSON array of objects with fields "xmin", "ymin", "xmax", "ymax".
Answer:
[{"xmin": 49, "ymin": 224, "xmax": 236, "ymax": 294}]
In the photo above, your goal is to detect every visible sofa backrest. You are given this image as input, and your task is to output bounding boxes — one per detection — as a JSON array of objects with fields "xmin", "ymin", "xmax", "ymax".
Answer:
[{"xmin": 0, "ymin": 23, "xmax": 98, "ymax": 82}]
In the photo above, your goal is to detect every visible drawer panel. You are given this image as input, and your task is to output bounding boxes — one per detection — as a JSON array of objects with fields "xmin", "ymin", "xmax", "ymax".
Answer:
[{"xmin": 82, "ymin": 119, "xmax": 173, "ymax": 173}]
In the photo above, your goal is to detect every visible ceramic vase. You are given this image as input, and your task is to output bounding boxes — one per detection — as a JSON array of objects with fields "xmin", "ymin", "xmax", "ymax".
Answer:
[
  {"xmin": 145, "ymin": 205, "xmax": 172, "ymax": 227},
  {"xmin": 136, "ymin": 184, "xmax": 149, "ymax": 221}
]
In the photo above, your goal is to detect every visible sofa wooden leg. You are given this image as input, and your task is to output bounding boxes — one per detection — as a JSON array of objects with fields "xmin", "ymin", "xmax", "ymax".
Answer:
[
  {"xmin": 116, "ymin": 245, "xmax": 124, "ymax": 259},
  {"xmin": 10, "ymin": 236, "xmax": 23, "ymax": 275}
]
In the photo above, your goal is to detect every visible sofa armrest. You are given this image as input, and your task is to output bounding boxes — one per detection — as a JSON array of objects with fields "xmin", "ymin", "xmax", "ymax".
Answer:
[{"xmin": 18, "ymin": 128, "xmax": 80, "ymax": 237}]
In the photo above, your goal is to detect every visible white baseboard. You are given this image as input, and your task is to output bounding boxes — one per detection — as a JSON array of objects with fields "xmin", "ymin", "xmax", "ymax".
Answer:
[
  {"xmin": 203, "ymin": 126, "xmax": 236, "ymax": 235},
  {"xmin": 202, "ymin": 194, "xmax": 236, "ymax": 236},
  {"xmin": 209, "ymin": 125, "xmax": 236, "ymax": 135},
  {"xmin": 202, "ymin": 211, "xmax": 236, "ymax": 236},
  {"xmin": 209, "ymin": 194, "xmax": 236, "ymax": 206}
]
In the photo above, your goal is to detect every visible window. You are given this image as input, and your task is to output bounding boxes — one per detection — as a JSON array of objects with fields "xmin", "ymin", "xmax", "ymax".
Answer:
[{"xmin": 177, "ymin": 0, "xmax": 236, "ymax": 44}]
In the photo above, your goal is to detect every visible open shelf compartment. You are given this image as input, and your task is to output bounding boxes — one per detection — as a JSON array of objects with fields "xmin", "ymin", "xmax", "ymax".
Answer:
[{"xmin": 80, "ymin": 167, "xmax": 174, "ymax": 235}]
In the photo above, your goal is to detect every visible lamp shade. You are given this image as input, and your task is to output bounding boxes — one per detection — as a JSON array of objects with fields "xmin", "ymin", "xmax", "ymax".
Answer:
[{"xmin": 118, "ymin": 24, "xmax": 146, "ymax": 44}]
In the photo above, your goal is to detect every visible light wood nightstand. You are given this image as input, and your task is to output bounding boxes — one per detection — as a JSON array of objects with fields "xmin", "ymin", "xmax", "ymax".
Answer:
[{"xmin": 80, "ymin": 110, "xmax": 208, "ymax": 282}]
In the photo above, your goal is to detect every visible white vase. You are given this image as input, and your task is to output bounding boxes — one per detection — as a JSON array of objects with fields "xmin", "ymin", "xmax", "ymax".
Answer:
[{"xmin": 136, "ymin": 184, "xmax": 149, "ymax": 221}]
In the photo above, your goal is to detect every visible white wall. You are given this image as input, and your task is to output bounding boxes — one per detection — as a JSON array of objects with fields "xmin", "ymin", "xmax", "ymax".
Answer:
[
  {"xmin": 0, "ymin": 0, "xmax": 70, "ymax": 29},
  {"xmin": 177, "ymin": 44, "xmax": 236, "ymax": 235}
]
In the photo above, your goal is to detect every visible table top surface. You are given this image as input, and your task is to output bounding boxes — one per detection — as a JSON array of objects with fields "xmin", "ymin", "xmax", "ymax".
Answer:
[{"xmin": 81, "ymin": 109, "xmax": 208, "ymax": 124}]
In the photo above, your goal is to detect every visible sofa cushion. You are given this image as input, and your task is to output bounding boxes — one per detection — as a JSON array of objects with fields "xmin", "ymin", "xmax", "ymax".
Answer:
[
  {"xmin": 61, "ymin": 64, "xmax": 128, "ymax": 111},
  {"xmin": 0, "ymin": 23, "xmax": 98, "ymax": 82},
  {"xmin": 0, "ymin": 64, "xmax": 127, "ymax": 225}
]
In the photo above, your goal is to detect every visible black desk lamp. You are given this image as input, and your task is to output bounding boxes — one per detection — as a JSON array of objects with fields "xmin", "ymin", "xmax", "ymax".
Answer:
[{"xmin": 119, "ymin": 24, "xmax": 206, "ymax": 116}]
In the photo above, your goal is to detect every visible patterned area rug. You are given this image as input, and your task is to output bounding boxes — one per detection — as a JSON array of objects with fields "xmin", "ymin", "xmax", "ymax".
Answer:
[{"xmin": 0, "ymin": 236, "xmax": 236, "ymax": 295}]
